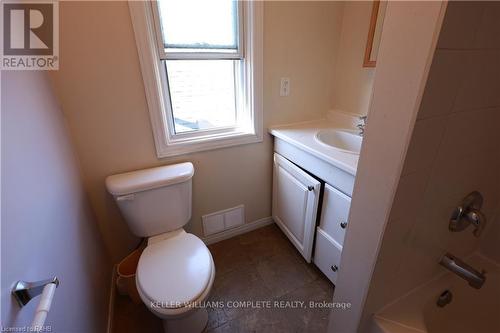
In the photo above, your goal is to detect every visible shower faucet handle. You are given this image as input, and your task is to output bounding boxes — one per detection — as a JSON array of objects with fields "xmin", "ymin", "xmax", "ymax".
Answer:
[
  {"xmin": 357, "ymin": 116, "xmax": 367, "ymax": 136},
  {"xmin": 468, "ymin": 209, "xmax": 487, "ymax": 237},
  {"xmin": 449, "ymin": 191, "xmax": 487, "ymax": 237}
]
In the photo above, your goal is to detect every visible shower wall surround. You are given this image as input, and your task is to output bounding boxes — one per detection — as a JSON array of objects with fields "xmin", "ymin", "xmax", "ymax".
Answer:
[{"xmin": 365, "ymin": 0, "xmax": 500, "ymax": 316}]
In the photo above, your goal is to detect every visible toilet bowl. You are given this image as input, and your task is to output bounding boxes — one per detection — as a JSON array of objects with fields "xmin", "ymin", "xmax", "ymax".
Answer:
[
  {"xmin": 136, "ymin": 229, "xmax": 215, "ymax": 333},
  {"xmin": 106, "ymin": 163, "xmax": 214, "ymax": 332}
]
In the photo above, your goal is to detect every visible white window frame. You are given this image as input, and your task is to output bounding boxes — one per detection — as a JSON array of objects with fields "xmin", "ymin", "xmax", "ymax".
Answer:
[{"xmin": 129, "ymin": 0, "xmax": 263, "ymax": 158}]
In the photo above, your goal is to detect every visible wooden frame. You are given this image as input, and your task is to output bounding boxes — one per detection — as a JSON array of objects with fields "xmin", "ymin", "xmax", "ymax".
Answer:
[{"xmin": 363, "ymin": 0, "xmax": 381, "ymax": 68}]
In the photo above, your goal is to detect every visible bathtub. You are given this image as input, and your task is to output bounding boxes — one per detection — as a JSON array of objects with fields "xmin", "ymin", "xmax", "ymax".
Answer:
[{"xmin": 371, "ymin": 254, "xmax": 500, "ymax": 333}]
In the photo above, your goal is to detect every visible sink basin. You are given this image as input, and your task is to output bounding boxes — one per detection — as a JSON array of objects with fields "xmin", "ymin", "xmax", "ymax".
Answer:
[{"xmin": 315, "ymin": 129, "xmax": 362, "ymax": 154}]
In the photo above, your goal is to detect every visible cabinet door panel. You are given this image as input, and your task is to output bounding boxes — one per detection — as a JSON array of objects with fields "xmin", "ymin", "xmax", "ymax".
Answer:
[
  {"xmin": 319, "ymin": 183, "xmax": 351, "ymax": 247},
  {"xmin": 275, "ymin": 169, "xmax": 308, "ymax": 243},
  {"xmin": 272, "ymin": 153, "xmax": 320, "ymax": 262},
  {"xmin": 314, "ymin": 227, "xmax": 342, "ymax": 284}
]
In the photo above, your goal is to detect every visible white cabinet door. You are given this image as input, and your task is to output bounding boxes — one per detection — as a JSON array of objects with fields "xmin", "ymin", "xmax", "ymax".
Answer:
[
  {"xmin": 272, "ymin": 153, "xmax": 321, "ymax": 262},
  {"xmin": 314, "ymin": 227, "xmax": 343, "ymax": 284},
  {"xmin": 319, "ymin": 183, "xmax": 351, "ymax": 247}
]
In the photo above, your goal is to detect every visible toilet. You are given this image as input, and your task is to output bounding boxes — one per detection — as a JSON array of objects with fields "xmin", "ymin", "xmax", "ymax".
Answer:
[{"xmin": 105, "ymin": 162, "xmax": 214, "ymax": 333}]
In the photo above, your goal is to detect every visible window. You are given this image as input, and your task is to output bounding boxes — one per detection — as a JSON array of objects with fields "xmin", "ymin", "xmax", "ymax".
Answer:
[{"xmin": 129, "ymin": 0, "xmax": 263, "ymax": 157}]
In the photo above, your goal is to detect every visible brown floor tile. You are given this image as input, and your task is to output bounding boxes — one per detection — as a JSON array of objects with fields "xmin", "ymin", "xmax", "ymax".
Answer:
[
  {"xmin": 210, "ymin": 264, "xmax": 273, "ymax": 322},
  {"xmin": 207, "ymin": 278, "xmax": 333, "ymax": 333},
  {"xmin": 112, "ymin": 293, "xmax": 162, "ymax": 333},
  {"xmin": 206, "ymin": 307, "xmax": 299, "ymax": 333},
  {"xmin": 237, "ymin": 225, "xmax": 303, "ymax": 262},
  {"xmin": 255, "ymin": 252, "xmax": 318, "ymax": 299},
  {"xmin": 276, "ymin": 278, "xmax": 333, "ymax": 332},
  {"xmin": 208, "ymin": 237, "xmax": 252, "ymax": 276}
]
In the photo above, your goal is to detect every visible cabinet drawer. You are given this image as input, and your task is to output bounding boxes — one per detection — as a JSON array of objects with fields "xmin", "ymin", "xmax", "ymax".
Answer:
[
  {"xmin": 313, "ymin": 227, "xmax": 342, "ymax": 284},
  {"xmin": 319, "ymin": 183, "xmax": 351, "ymax": 247}
]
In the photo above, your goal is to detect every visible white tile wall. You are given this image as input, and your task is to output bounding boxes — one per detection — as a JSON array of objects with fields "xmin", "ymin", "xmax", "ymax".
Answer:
[
  {"xmin": 401, "ymin": 116, "xmax": 446, "ymax": 175},
  {"xmin": 454, "ymin": 51, "xmax": 500, "ymax": 112},
  {"xmin": 436, "ymin": 1, "xmax": 484, "ymax": 49},
  {"xmin": 417, "ymin": 50, "xmax": 467, "ymax": 120},
  {"xmin": 481, "ymin": 196, "xmax": 500, "ymax": 262},
  {"xmin": 473, "ymin": 2, "xmax": 500, "ymax": 49},
  {"xmin": 389, "ymin": 170, "xmax": 430, "ymax": 222},
  {"xmin": 367, "ymin": 1, "xmax": 500, "ymax": 311}
]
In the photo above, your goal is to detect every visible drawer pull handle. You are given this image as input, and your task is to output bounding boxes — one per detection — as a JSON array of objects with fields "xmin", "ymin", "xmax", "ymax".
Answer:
[
  {"xmin": 340, "ymin": 221, "xmax": 348, "ymax": 229},
  {"xmin": 307, "ymin": 186, "xmax": 314, "ymax": 191},
  {"xmin": 331, "ymin": 265, "xmax": 338, "ymax": 272}
]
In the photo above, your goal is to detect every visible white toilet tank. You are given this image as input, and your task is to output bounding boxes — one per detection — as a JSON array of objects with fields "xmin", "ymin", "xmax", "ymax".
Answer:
[{"xmin": 105, "ymin": 163, "xmax": 194, "ymax": 237}]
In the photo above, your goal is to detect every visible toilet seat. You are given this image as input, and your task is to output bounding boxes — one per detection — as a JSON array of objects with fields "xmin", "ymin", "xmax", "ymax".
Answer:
[{"xmin": 136, "ymin": 230, "xmax": 214, "ymax": 311}]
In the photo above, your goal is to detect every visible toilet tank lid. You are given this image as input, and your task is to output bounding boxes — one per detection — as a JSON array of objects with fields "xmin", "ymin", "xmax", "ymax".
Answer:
[{"xmin": 105, "ymin": 162, "xmax": 194, "ymax": 196}]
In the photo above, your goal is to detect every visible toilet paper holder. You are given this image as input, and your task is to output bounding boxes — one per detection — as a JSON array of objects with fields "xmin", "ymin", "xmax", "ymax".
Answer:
[{"xmin": 12, "ymin": 277, "xmax": 59, "ymax": 307}]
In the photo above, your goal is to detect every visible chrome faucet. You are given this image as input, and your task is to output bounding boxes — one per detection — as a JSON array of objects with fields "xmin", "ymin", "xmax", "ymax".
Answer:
[
  {"xmin": 356, "ymin": 115, "xmax": 367, "ymax": 137},
  {"xmin": 449, "ymin": 191, "xmax": 487, "ymax": 237},
  {"xmin": 439, "ymin": 253, "xmax": 486, "ymax": 289}
]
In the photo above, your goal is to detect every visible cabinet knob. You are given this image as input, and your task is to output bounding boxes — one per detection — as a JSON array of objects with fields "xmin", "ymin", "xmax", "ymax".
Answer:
[
  {"xmin": 307, "ymin": 186, "xmax": 314, "ymax": 191},
  {"xmin": 340, "ymin": 221, "xmax": 348, "ymax": 229},
  {"xmin": 331, "ymin": 265, "xmax": 338, "ymax": 272}
]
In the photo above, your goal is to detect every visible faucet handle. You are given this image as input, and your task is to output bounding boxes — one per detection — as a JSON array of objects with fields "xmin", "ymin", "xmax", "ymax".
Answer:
[
  {"xmin": 449, "ymin": 191, "xmax": 486, "ymax": 237},
  {"xmin": 357, "ymin": 116, "xmax": 367, "ymax": 136},
  {"xmin": 468, "ymin": 209, "xmax": 487, "ymax": 237}
]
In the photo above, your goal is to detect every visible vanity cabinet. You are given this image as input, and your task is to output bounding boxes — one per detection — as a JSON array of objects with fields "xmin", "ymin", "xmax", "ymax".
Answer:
[
  {"xmin": 272, "ymin": 153, "xmax": 321, "ymax": 263},
  {"xmin": 272, "ymin": 148, "xmax": 354, "ymax": 285}
]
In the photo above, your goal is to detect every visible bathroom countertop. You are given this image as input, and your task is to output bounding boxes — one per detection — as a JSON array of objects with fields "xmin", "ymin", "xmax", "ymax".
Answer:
[{"xmin": 269, "ymin": 119, "xmax": 360, "ymax": 176}]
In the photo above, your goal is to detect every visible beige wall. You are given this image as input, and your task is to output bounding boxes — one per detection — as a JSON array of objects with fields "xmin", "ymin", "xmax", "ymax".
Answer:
[
  {"xmin": 1, "ymin": 71, "xmax": 110, "ymax": 332},
  {"xmin": 363, "ymin": 0, "xmax": 500, "ymax": 319},
  {"xmin": 50, "ymin": 1, "xmax": 344, "ymax": 262},
  {"xmin": 331, "ymin": 1, "xmax": 375, "ymax": 116}
]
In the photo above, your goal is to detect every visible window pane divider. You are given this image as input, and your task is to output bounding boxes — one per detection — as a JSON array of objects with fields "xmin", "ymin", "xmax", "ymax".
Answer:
[{"xmin": 163, "ymin": 52, "xmax": 243, "ymax": 61}]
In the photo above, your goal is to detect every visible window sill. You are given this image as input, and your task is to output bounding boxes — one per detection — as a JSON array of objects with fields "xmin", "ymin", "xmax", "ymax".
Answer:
[{"xmin": 156, "ymin": 130, "xmax": 263, "ymax": 158}]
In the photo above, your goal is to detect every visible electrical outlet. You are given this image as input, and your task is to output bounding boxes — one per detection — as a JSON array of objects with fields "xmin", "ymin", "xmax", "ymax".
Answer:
[{"xmin": 280, "ymin": 78, "xmax": 290, "ymax": 96}]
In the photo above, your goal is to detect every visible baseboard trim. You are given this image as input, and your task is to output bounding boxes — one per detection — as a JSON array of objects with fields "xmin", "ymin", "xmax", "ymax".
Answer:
[
  {"xmin": 202, "ymin": 217, "xmax": 274, "ymax": 245},
  {"xmin": 106, "ymin": 265, "xmax": 117, "ymax": 333}
]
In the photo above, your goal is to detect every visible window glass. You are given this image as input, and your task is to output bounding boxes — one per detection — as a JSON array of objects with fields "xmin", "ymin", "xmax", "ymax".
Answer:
[
  {"xmin": 158, "ymin": 0, "xmax": 238, "ymax": 50},
  {"xmin": 165, "ymin": 60, "xmax": 237, "ymax": 133}
]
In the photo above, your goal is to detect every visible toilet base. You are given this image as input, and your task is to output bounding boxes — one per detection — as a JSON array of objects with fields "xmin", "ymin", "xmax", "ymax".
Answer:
[{"xmin": 162, "ymin": 307, "xmax": 208, "ymax": 333}]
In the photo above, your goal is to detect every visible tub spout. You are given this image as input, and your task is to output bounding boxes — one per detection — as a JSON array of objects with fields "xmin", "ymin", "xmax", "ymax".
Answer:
[{"xmin": 439, "ymin": 253, "xmax": 486, "ymax": 289}]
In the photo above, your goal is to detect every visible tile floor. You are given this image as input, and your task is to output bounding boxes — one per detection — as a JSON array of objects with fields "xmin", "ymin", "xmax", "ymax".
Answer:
[{"xmin": 113, "ymin": 224, "xmax": 334, "ymax": 333}]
